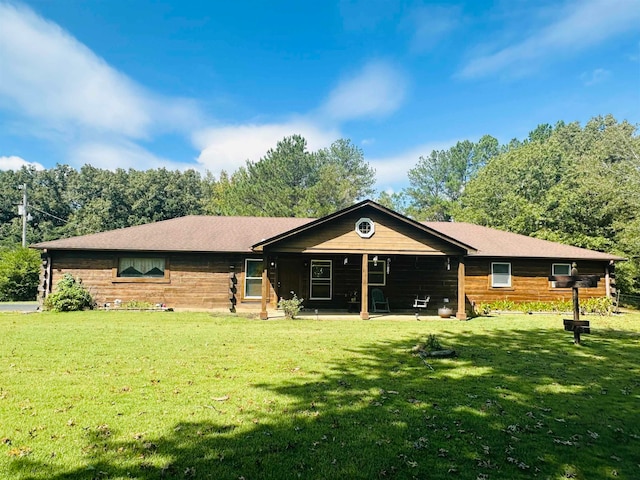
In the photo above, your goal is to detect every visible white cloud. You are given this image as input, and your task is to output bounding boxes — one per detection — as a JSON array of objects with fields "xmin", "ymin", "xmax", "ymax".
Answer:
[
  {"xmin": 71, "ymin": 141, "xmax": 197, "ymax": 172},
  {"xmin": 580, "ymin": 68, "xmax": 611, "ymax": 86},
  {"xmin": 193, "ymin": 120, "xmax": 340, "ymax": 176},
  {"xmin": 459, "ymin": 0, "xmax": 640, "ymax": 78},
  {"xmin": 0, "ymin": 2, "xmax": 201, "ymax": 138},
  {"xmin": 406, "ymin": 5, "xmax": 462, "ymax": 53},
  {"xmin": 368, "ymin": 140, "xmax": 456, "ymax": 191},
  {"xmin": 321, "ymin": 61, "xmax": 407, "ymax": 121},
  {"xmin": 0, "ymin": 155, "xmax": 45, "ymax": 171}
]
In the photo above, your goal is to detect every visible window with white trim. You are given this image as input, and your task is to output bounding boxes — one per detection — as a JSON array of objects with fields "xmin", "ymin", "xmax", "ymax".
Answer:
[
  {"xmin": 244, "ymin": 259, "xmax": 263, "ymax": 299},
  {"xmin": 310, "ymin": 260, "xmax": 332, "ymax": 299},
  {"xmin": 551, "ymin": 263, "xmax": 571, "ymax": 288},
  {"xmin": 491, "ymin": 262, "xmax": 511, "ymax": 287},
  {"xmin": 368, "ymin": 260, "xmax": 386, "ymax": 286},
  {"xmin": 118, "ymin": 258, "xmax": 165, "ymax": 278},
  {"xmin": 552, "ymin": 264, "xmax": 571, "ymax": 276},
  {"xmin": 355, "ymin": 217, "xmax": 375, "ymax": 238}
]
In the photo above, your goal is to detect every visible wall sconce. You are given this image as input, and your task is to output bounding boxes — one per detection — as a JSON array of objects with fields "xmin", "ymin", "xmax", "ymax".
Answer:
[
  {"xmin": 373, "ymin": 255, "xmax": 378, "ymax": 266},
  {"xmin": 343, "ymin": 257, "xmax": 348, "ymax": 265},
  {"xmin": 446, "ymin": 257, "xmax": 451, "ymax": 271},
  {"xmin": 386, "ymin": 258, "xmax": 391, "ymax": 274}
]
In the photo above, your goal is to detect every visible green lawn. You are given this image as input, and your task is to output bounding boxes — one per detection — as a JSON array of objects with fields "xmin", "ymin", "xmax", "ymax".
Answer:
[{"xmin": 1, "ymin": 311, "xmax": 638, "ymax": 480}]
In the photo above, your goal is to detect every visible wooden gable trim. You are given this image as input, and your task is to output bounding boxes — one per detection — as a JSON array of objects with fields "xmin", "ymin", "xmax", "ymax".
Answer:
[{"xmin": 252, "ymin": 199, "xmax": 476, "ymax": 254}]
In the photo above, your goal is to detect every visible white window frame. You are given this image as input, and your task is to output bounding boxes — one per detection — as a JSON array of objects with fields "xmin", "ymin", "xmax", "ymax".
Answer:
[
  {"xmin": 310, "ymin": 259, "xmax": 332, "ymax": 300},
  {"xmin": 355, "ymin": 217, "xmax": 375, "ymax": 238},
  {"xmin": 552, "ymin": 263, "xmax": 571, "ymax": 276},
  {"xmin": 491, "ymin": 262, "xmax": 512, "ymax": 288},
  {"xmin": 244, "ymin": 258, "xmax": 263, "ymax": 299},
  {"xmin": 551, "ymin": 263, "xmax": 572, "ymax": 288},
  {"xmin": 368, "ymin": 259, "xmax": 386, "ymax": 286}
]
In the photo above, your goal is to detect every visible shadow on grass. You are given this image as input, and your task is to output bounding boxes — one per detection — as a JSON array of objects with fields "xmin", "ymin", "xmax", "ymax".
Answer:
[{"xmin": 13, "ymin": 326, "xmax": 640, "ymax": 480}]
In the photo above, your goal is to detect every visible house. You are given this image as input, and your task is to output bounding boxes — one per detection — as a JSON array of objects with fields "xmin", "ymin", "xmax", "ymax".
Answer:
[{"xmin": 32, "ymin": 200, "xmax": 621, "ymax": 319}]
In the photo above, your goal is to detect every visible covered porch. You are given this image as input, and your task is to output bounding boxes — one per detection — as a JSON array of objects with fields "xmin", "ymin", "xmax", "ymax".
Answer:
[{"xmin": 257, "ymin": 252, "xmax": 469, "ymax": 320}]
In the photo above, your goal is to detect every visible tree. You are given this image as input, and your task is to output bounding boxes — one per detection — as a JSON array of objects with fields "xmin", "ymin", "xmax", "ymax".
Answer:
[
  {"xmin": 216, "ymin": 135, "xmax": 376, "ymax": 217},
  {"xmin": 0, "ymin": 247, "xmax": 41, "ymax": 301},
  {"xmin": 456, "ymin": 115, "xmax": 640, "ymax": 294},
  {"xmin": 405, "ymin": 135, "xmax": 499, "ymax": 221}
]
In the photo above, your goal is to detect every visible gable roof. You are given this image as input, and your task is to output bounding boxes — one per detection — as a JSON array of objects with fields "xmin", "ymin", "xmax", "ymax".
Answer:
[
  {"xmin": 252, "ymin": 199, "xmax": 476, "ymax": 253},
  {"xmin": 31, "ymin": 201, "xmax": 623, "ymax": 261}
]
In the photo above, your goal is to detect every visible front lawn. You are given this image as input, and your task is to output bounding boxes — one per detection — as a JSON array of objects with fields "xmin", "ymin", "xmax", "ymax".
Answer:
[{"xmin": 1, "ymin": 311, "xmax": 638, "ymax": 479}]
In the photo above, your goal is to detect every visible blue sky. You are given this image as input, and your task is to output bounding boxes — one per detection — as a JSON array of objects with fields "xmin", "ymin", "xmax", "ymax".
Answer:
[{"xmin": 1, "ymin": 0, "xmax": 639, "ymax": 192}]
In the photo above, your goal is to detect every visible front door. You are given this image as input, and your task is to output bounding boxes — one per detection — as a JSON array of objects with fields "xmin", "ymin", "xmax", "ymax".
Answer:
[{"xmin": 277, "ymin": 258, "xmax": 305, "ymax": 300}]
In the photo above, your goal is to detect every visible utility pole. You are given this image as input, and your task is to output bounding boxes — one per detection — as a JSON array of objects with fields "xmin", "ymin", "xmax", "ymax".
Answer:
[{"xmin": 18, "ymin": 183, "xmax": 28, "ymax": 247}]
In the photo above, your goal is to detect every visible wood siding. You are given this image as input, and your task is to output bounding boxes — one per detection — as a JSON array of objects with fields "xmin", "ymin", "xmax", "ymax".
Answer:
[
  {"xmin": 47, "ymin": 251, "xmax": 278, "ymax": 310},
  {"xmin": 267, "ymin": 209, "xmax": 464, "ymax": 255},
  {"xmin": 464, "ymin": 259, "xmax": 608, "ymax": 305},
  {"xmin": 46, "ymin": 250, "xmax": 610, "ymax": 314}
]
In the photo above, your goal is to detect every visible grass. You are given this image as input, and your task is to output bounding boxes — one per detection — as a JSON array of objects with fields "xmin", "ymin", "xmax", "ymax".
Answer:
[{"xmin": 0, "ymin": 311, "xmax": 638, "ymax": 480}]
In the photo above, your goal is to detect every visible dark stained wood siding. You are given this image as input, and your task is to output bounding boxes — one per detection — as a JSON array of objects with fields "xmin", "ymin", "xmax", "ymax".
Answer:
[
  {"xmin": 46, "ymin": 250, "xmax": 611, "ymax": 314},
  {"xmin": 48, "ymin": 251, "xmax": 278, "ymax": 310}
]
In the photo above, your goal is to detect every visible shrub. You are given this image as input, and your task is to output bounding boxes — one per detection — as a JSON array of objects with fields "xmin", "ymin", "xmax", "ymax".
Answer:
[
  {"xmin": 0, "ymin": 247, "xmax": 41, "ymax": 301},
  {"xmin": 44, "ymin": 274, "xmax": 95, "ymax": 312},
  {"xmin": 475, "ymin": 297, "xmax": 614, "ymax": 316},
  {"xmin": 278, "ymin": 292, "xmax": 303, "ymax": 319}
]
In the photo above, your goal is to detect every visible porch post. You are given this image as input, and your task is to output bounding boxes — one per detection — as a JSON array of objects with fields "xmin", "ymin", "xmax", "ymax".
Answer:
[
  {"xmin": 260, "ymin": 262, "xmax": 269, "ymax": 320},
  {"xmin": 456, "ymin": 256, "xmax": 467, "ymax": 320},
  {"xmin": 361, "ymin": 253, "xmax": 369, "ymax": 320}
]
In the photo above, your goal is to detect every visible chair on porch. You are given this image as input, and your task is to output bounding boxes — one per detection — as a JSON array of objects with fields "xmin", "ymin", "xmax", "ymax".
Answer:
[
  {"xmin": 413, "ymin": 295, "xmax": 430, "ymax": 310},
  {"xmin": 371, "ymin": 288, "xmax": 390, "ymax": 313}
]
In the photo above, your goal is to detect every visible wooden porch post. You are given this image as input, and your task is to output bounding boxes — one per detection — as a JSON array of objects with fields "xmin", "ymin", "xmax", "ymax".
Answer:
[
  {"xmin": 360, "ymin": 253, "xmax": 369, "ymax": 320},
  {"xmin": 260, "ymin": 262, "xmax": 269, "ymax": 320},
  {"xmin": 456, "ymin": 256, "xmax": 467, "ymax": 320}
]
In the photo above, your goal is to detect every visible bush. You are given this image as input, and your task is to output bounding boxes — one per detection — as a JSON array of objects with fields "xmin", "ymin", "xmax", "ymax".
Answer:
[
  {"xmin": 278, "ymin": 292, "xmax": 303, "ymax": 319},
  {"xmin": 44, "ymin": 274, "xmax": 95, "ymax": 312},
  {"xmin": 0, "ymin": 247, "xmax": 41, "ymax": 301},
  {"xmin": 476, "ymin": 297, "xmax": 614, "ymax": 316}
]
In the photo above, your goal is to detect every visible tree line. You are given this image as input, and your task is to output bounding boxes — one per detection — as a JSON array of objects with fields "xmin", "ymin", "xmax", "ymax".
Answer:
[{"xmin": 0, "ymin": 115, "xmax": 638, "ymax": 299}]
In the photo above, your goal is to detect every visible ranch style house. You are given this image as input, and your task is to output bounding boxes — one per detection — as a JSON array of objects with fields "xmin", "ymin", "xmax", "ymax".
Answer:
[{"xmin": 32, "ymin": 200, "xmax": 622, "ymax": 319}]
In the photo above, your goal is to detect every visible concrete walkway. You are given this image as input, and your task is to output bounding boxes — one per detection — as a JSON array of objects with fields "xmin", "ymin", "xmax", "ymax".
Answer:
[{"xmin": 0, "ymin": 302, "xmax": 39, "ymax": 312}]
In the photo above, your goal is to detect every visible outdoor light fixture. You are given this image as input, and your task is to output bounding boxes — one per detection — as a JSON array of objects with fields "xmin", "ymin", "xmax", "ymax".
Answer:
[
  {"xmin": 446, "ymin": 257, "xmax": 451, "ymax": 270},
  {"xmin": 387, "ymin": 258, "xmax": 391, "ymax": 274},
  {"xmin": 373, "ymin": 255, "xmax": 378, "ymax": 266},
  {"xmin": 344, "ymin": 257, "xmax": 348, "ymax": 265}
]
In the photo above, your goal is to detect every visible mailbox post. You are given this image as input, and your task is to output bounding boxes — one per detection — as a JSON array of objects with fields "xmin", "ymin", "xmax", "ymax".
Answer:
[{"xmin": 549, "ymin": 263, "xmax": 599, "ymax": 345}]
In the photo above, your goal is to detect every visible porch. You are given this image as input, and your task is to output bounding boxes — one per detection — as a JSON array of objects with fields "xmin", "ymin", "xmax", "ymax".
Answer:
[{"xmin": 259, "ymin": 253, "xmax": 468, "ymax": 320}]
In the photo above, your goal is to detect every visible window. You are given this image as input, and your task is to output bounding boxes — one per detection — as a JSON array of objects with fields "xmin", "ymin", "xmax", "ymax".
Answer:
[
  {"xmin": 552, "ymin": 264, "xmax": 571, "ymax": 276},
  {"xmin": 355, "ymin": 217, "xmax": 375, "ymax": 238},
  {"xmin": 368, "ymin": 259, "xmax": 386, "ymax": 286},
  {"xmin": 310, "ymin": 260, "xmax": 332, "ymax": 299},
  {"xmin": 244, "ymin": 259, "xmax": 263, "ymax": 299},
  {"xmin": 491, "ymin": 262, "xmax": 511, "ymax": 287},
  {"xmin": 551, "ymin": 263, "xmax": 571, "ymax": 288},
  {"xmin": 118, "ymin": 258, "xmax": 165, "ymax": 278}
]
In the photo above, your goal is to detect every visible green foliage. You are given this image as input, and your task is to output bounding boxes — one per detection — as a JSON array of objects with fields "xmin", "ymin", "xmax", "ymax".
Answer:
[
  {"xmin": 44, "ymin": 273, "xmax": 94, "ymax": 312},
  {"xmin": 0, "ymin": 247, "xmax": 41, "ymax": 301},
  {"xmin": 406, "ymin": 135, "xmax": 499, "ymax": 220},
  {"xmin": 453, "ymin": 115, "xmax": 640, "ymax": 295},
  {"xmin": 121, "ymin": 300, "xmax": 155, "ymax": 309},
  {"xmin": 211, "ymin": 135, "xmax": 376, "ymax": 217},
  {"xmin": 476, "ymin": 297, "xmax": 614, "ymax": 316},
  {"xmin": 278, "ymin": 292, "xmax": 304, "ymax": 319}
]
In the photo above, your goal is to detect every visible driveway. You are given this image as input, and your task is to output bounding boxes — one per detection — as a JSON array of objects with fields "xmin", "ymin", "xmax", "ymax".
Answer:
[{"xmin": 0, "ymin": 302, "xmax": 39, "ymax": 312}]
